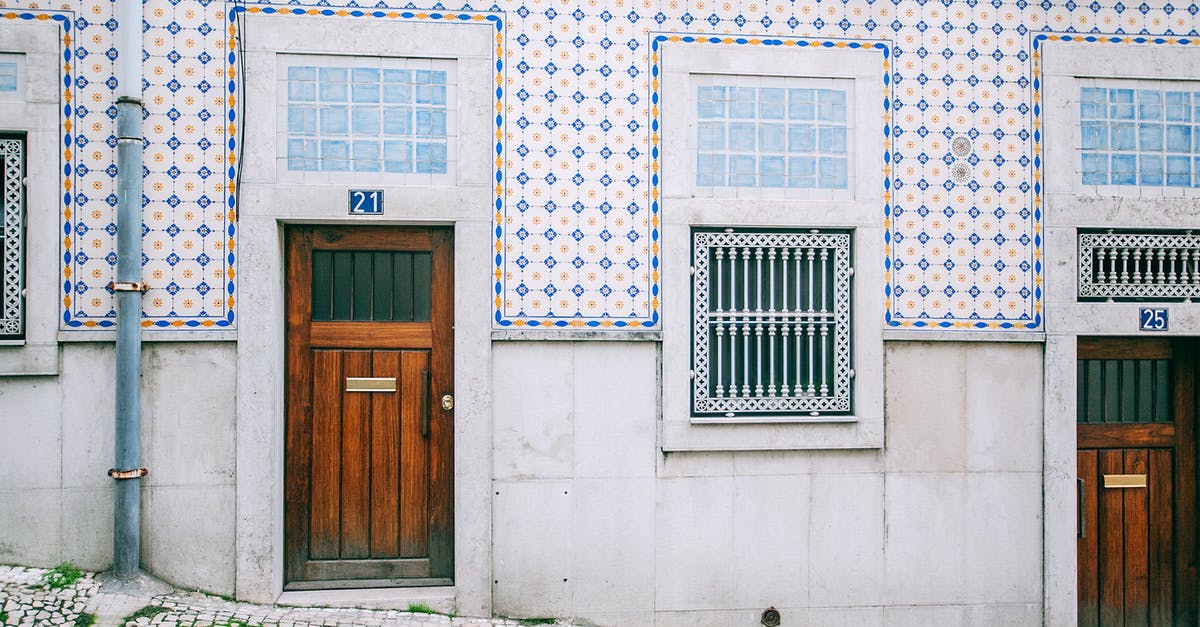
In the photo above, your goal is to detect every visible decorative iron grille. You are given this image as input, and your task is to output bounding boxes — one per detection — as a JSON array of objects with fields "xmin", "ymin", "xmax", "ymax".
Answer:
[
  {"xmin": 1079, "ymin": 229, "xmax": 1200, "ymax": 301},
  {"xmin": 692, "ymin": 228, "xmax": 852, "ymax": 417},
  {"xmin": 0, "ymin": 134, "xmax": 23, "ymax": 339}
]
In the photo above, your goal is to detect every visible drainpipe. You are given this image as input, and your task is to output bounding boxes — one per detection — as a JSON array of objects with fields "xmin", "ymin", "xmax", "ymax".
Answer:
[{"xmin": 110, "ymin": 0, "xmax": 145, "ymax": 581}]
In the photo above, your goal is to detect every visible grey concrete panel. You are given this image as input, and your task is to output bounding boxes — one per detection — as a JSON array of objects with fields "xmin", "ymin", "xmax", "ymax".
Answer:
[
  {"xmin": 0, "ymin": 490, "xmax": 61, "ymax": 567},
  {"xmin": 884, "ymin": 473, "xmax": 967, "ymax": 605},
  {"xmin": 492, "ymin": 479, "xmax": 573, "ymax": 618},
  {"xmin": 653, "ymin": 476, "xmax": 734, "ymax": 611},
  {"xmin": 142, "ymin": 484, "xmax": 236, "ymax": 596},
  {"xmin": 492, "ymin": 343, "xmax": 575, "ymax": 480},
  {"xmin": 0, "ymin": 376, "xmax": 61, "ymax": 489},
  {"xmin": 571, "ymin": 477, "xmax": 655, "ymax": 614}
]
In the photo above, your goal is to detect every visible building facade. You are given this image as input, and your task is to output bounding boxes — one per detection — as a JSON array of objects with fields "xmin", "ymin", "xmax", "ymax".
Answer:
[{"xmin": 1, "ymin": 0, "xmax": 1200, "ymax": 623}]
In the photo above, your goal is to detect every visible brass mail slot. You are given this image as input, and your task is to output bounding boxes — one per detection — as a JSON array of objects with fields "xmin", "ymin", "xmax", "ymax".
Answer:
[
  {"xmin": 345, "ymin": 377, "xmax": 397, "ymax": 393},
  {"xmin": 1103, "ymin": 474, "xmax": 1147, "ymax": 489}
]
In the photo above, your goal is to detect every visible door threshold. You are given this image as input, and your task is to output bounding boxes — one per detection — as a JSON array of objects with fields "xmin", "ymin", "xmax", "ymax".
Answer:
[{"xmin": 276, "ymin": 585, "xmax": 455, "ymax": 614}]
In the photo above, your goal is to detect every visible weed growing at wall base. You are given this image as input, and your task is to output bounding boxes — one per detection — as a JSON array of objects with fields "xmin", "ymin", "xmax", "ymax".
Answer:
[{"xmin": 40, "ymin": 563, "xmax": 83, "ymax": 590}]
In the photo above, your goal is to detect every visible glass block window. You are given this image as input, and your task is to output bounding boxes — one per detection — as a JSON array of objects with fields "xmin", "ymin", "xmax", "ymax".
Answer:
[
  {"xmin": 1, "ymin": 133, "xmax": 24, "ymax": 339},
  {"xmin": 0, "ymin": 62, "xmax": 16, "ymax": 92},
  {"xmin": 286, "ymin": 61, "xmax": 449, "ymax": 174},
  {"xmin": 1080, "ymin": 86, "xmax": 1200, "ymax": 187},
  {"xmin": 695, "ymin": 79, "xmax": 850, "ymax": 189},
  {"xmin": 691, "ymin": 228, "xmax": 852, "ymax": 417}
]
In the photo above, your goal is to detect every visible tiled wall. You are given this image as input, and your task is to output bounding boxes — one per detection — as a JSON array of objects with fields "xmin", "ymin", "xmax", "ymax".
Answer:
[{"xmin": 7, "ymin": 0, "xmax": 1200, "ymax": 332}]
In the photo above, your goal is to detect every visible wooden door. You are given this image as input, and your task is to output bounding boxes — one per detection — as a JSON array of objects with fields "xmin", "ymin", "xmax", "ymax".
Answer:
[
  {"xmin": 1077, "ymin": 338, "xmax": 1197, "ymax": 625},
  {"xmin": 284, "ymin": 225, "xmax": 454, "ymax": 589}
]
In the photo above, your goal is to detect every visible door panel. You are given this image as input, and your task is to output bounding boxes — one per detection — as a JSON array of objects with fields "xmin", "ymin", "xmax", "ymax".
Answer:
[
  {"xmin": 285, "ymin": 226, "xmax": 454, "ymax": 589},
  {"xmin": 1077, "ymin": 338, "xmax": 1197, "ymax": 626}
]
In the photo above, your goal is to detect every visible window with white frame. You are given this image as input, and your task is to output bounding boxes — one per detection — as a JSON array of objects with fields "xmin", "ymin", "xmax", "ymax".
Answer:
[
  {"xmin": 0, "ymin": 132, "xmax": 23, "ymax": 340},
  {"xmin": 282, "ymin": 56, "xmax": 453, "ymax": 175},
  {"xmin": 692, "ymin": 228, "xmax": 852, "ymax": 417},
  {"xmin": 693, "ymin": 76, "xmax": 852, "ymax": 190}
]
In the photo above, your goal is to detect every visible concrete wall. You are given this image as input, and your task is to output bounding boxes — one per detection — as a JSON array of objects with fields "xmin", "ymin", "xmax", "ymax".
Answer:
[
  {"xmin": 0, "ymin": 342, "xmax": 237, "ymax": 595},
  {"xmin": 490, "ymin": 340, "xmax": 1044, "ymax": 627},
  {"xmin": 0, "ymin": 337, "xmax": 1045, "ymax": 622}
]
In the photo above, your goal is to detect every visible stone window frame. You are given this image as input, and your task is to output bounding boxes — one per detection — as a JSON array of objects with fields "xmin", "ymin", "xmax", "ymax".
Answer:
[
  {"xmin": 0, "ymin": 19, "xmax": 64, "ymax": 375},
  {"xmin": 657, "ymin": 36, "xmax": 886, "ymax": 450}
]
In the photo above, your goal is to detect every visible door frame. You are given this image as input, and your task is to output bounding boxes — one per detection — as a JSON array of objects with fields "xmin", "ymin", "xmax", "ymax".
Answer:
[
  {"xmin": 231, "ymin": 8, "xmax": 498, "ymax": 613},
  {"xmin": 282, "ymin": 225, "xmax": 456, "ymax": 588},
  {"xmin": 234, "ymin": 211, "xmax": 493, "ymax": 612}
]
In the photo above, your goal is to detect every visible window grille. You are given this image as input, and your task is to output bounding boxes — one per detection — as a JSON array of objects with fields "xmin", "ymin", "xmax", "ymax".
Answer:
[
  {"xmin": 692, "ymin": 228, "xmax": 852, "ymax": 417},
  {"xmin": 1, "ymin": 134, "xmax": 23, "ymax": 339},
  {"xmin": 1078, "ymin": 229, "xmax": 1200, "ymax": 301}
]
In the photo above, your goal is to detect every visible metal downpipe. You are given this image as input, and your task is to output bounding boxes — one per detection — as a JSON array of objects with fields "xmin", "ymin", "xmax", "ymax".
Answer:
[{"xmin": 112, "ymin": 0, "xmax": 145, "ymax": 581}]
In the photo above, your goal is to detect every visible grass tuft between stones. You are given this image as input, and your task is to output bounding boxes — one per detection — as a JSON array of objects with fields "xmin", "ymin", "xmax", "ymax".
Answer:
[
  {"xmin": 41, "ymin": 562, "xmax": 84, "ymax": 590},
  {"xmin": 123, "ymin": 604, "xmax": 170, "ymax": 622},
  {"xmin": 74, "ymin": 612, "xmax": 96, "ymax": 626}
]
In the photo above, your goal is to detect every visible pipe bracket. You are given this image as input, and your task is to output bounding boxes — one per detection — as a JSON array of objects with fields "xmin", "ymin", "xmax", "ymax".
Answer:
[
  {"xmin": 108, "ymin": 468, "xmax": 148, "ymax": 480},
  {"xmin": 108, "ymin": 281, "xmax": 149, "ymax": 292}
]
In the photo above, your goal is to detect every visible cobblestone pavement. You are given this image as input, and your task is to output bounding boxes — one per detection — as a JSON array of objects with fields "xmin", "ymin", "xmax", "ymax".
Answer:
[{"xmin": 0, "ymin": 566, "xmax": 579, "ymax": 627}]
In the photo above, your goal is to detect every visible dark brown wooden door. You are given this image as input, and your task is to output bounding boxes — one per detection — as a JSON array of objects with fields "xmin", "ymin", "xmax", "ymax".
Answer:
[
  {"xmin": 285, "ymin": 226, "xmax": 454, "ymax": 589},
  {"xmin": 1077, "ymin": 338, "xmax": 1197, "ymax": 626}
]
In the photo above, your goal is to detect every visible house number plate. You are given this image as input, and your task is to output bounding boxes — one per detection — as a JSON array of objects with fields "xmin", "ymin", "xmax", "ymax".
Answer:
[
  {"xmin": 1139, "ymin": 307, "xmax": 1169, "ymax": 331},
  {"xmin": 349, "ymin": 189, "xmax": 384, "ymax": 215}
]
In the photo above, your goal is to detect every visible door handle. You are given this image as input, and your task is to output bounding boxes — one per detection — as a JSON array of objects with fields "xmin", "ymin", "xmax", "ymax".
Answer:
[
  {"xmin": 421, "ymin": 369, "xmax": 431, "ymax": 439},
  {"xmin": 1078, "ymin": 478, "xmax": 1085, "ymax": 539}
]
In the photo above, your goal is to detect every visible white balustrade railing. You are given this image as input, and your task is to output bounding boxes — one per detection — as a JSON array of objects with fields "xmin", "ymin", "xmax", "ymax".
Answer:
[
  {"xmin": 1079, "ymin": 230, "xmax": 1200, "ymax": 301},
  {"xmin": 692, "ymin": 229, "xmax": 852, "ymax": 417}
]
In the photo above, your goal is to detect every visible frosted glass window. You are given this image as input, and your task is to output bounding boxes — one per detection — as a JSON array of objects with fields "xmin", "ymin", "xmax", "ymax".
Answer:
[
  {"xmin": 287, "ymin": 62, "xmax": 448, "ymax": 174},
  {"xmin": 1080, "ymin": 86, "xmax": 1200, "ymax": 187},
  {"xmin": 0, "ymin": 62, "xmax": 16, "ymax": 92},
  {"xmin": 696, "ymin": 82, "xmax": 849, "ymax": 189}
]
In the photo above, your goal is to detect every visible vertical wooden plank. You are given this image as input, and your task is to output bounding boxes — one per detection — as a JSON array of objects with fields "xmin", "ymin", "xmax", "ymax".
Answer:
[
  {"xmin": 1084, "ymin": 357, "xmax": 1094, "ymax": 422},
  {"xmin": 1173, "ymin": 341, "xmax": 1197, "ymax": 625},
  {"xmin": 1148, "ymin": 448, "xmax": 1174, "ymax": 626},
  {"xmin": 1122, "ymin": 449, "xmax": 1150, "ymax": 626},
  {"xmin": 373, "ymin": 252, "xmax": 394, "ymax": 321},
  {"xmin": 1099, "ymin": 448, "xmax": 1125, "ymax": 627},
  {"xmin": 332, "ymin": 252, "xmax": 353, "ymax": 320},
  {"xmin": 340, "ymin": 350, "xmax": 372, "ymax": 559},
  {"xmin": 284, "ymin": 227, "xmax": 315, "ymax": 582},
  {"xmin": 413, "ymin": 252, "xmax": 432, "ymax": 321},
  {"xmin": 311, "ymin": 250, "xmax": 332, "ymax": 321},
  {"xmin": 1088, "ymin": 360, "xmax": 1103, "ymax": 423},
  {"xmin": 1121, "ymin": 361, "xmax": 1137, "ymax": 423},
  {"xmin": 399, "ymin": 349, "xmax": 430, "ymax": 558},
  {"xmin": 1154, "ymin": 359, "xmax": 1171, "ymax": 423},
  {"xmin": 309, "ymin": 349, "xmax": 342, "ymax": 560},
  {"xmin": 394, "ymin": 253, "xmax": 413, "ymax": 321},
  {"xmin": 352, "ymin": 252, "xmax": 373, "ymax": 321},
  {"xmin": 1079, "ymin": 450, "xmax": 1101, "ymax": 627},
  {"xmin": 1136, "ymin": 360, "xmax": 1153, "ymax": 423},
  {"xmin": 427, "ymin": 228, "xmax": 455, "ymax": 578},
  {"xmin": 1104, "ymin": 360, "xmax": 1120, "ymax": 423},
  {"xmin": 369, "ymin": 350, "xmax": 401, "ymax": 559}
]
